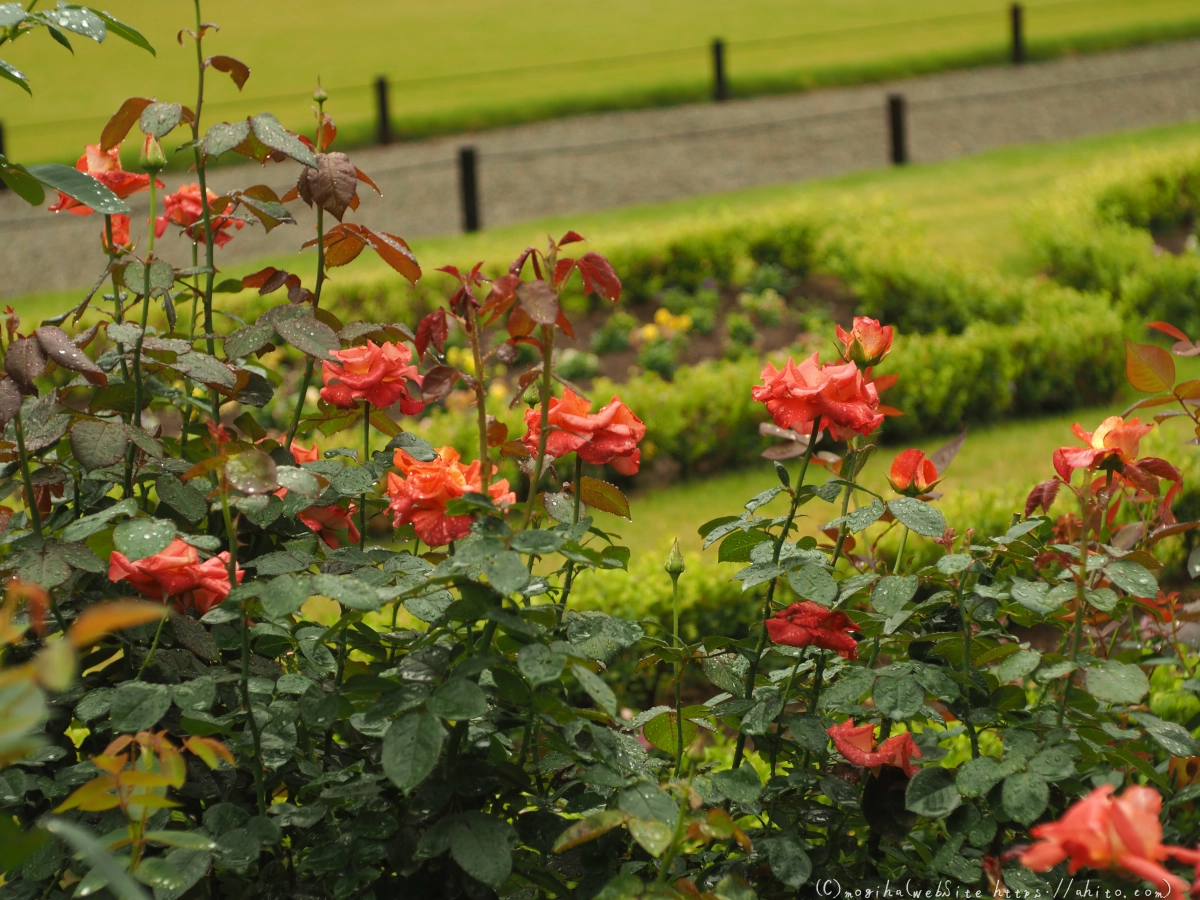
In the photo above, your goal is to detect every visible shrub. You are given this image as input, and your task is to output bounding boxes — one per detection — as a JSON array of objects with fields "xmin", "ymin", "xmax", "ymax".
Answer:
[
  {"xmin": 556, "ymin": 348, "xmax": 601, "ymax": 381},
  {"xmin": 725, "ymin": 312, "xmax": 759, "ymax": 347},
  {"xmin": 590, "ymin": 310, "xmax": 638, "ymax": 355},
  {"xmin": 636, "ymin": 337, "xmax": 681, "ymax": 380}
]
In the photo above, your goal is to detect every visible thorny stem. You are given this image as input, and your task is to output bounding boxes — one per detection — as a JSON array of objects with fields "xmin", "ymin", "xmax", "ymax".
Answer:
[
  {"xmin": 180, "ymin": 241, "xmax": 200, "ymax": 456},
  {"xmin": 135, "ymin": 608, "xmax": 167, "ymax": 681},
  {"xmin": 1058, "ymin": 484, "xmax": 1092, "ymax": 727},
  {"xmin": 466, "ymin": 303, "xmax": 490, "ymax": 494},
  {"xmin": 286, "ymin": 100, "xmax": 329, "ymax": 451},
  {"xmin": 830, "ymin": 483, "xmax": 854, "ymax": 568},
  {"xmin": 13, "ymin": 410, "xmax": 42, "ymax": 539},
  {"xmin": 360, "ymin": 402, "xmax": 370, "ymax": 550},
  {"xmin": 126, "ymin": 174, "xmax": 159, "ymax": 499},
  {"xmin": 522, "ymin": 326, "xmax": 556, "ymax": 530},
  {"xmin": 732, "ymin": 418, "xmax": 822, "ymax": 771},
  {"xmin": 671, "ymin": 566, "xmax": 684, "ymax": 776},
  {"xmin": 655, "ymin": 792, "xmax": 692, "ymax": 886},
  {"xmin": 958, "ymin": 577, "xmax": 980, "ymax": 759},
  {"xmin": 893, "ymin": 526, "xmax": 910, "ymax": 575},
  {"xmin": 220, "ymin": 489, "xmax": 266, "ymax": 815},
  {"xmin": 190, "ymin": 0, "xmax": 220, "ymax": 424},
  {"xmin": 555, "ymin": 455, "xmax": 585, "ymax": 626},
  {"xmin": 770, "ymin": 652, "xmax": 809, "ymax": 776},
  {"xmin": 103, "ymin": 214, "xmax": 132, "ymax": 388}
]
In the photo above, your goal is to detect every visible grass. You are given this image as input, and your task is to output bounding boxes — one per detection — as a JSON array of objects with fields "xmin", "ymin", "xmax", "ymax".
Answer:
[{"xmin": 3, "ymin": 0, "xmax": 1200, "ymax": 165}]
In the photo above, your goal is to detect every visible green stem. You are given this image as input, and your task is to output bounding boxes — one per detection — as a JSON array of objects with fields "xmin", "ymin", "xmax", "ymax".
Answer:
[
  {"xmin": 958, "ymin": 578, "xmax": 980, "ymax": 759},
  {"xmin": 13, "ymin": 410, "xmax": 42, "ymax": 539},
  {"xmin": 126, "ymin": 174, "xmax": 158, "ymax": 499},
  {"xmin": 103, "ymin": 214, "xmax": 132, "ymax": 389},
  {"xmin": 893, "ymin": 526, "xmax": 910, "ymax": 575},
  {"xmin": 220, "ymin": 490, "xmax": 265, "ymax": 815},
  {"xmin": 556, "ymin": 455, "xmax": 585, "ymax": 626},
  {"xmin": 1058, "ymin": 486, "xmax": 1092, "ymax": 727},
  {"xmin": 830, "ymin": 483, "xmax": 854, "ymax": 568},
  {"xmin": 522, "ymin": 326, "xmax": 555, "ymax": 530},
  {"xmin": 360, "ymin": 402, "xmax": 370, "ymax": 550},
  {"xmin": 467, "ymin": 302, "xmax": 490, "ymax": 494},
  {"xmin": 770, "ymin": 652, "xmax": 808, "ymax": 776},
  {"xmin": 190, "ymin": 0, "xmax": 220, "ymax": 424},
  {"xmin": 731, "ymin": 418, "xmax": 822, "ymax": 771},
  {"xmin": 655, "ymin": 793, "xmax": 692, "ymax": 886},
  {"xmin": 180, "ymin": 241, "xmax": 200, "ymax": 457},
  {"xmin": 671, "ymin": 569, "xmax": 684, "ymax": 776},
  {"xmin": 135, "ymin": 608, "xmax": 167, "ymax": 681}
]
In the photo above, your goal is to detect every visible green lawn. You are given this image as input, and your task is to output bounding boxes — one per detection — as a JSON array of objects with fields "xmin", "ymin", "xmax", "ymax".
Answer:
[{"xmin": 3, "ymin": 0, "xmax": 1200, "ymax": 164}]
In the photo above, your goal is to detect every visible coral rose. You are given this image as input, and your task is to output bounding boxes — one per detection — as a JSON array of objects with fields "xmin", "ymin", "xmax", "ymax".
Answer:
[
  {"xmin": 155, "ymin": 183, "xmax": 244, "ymax": 248},
  {"xmin": 827, "ymin": 719, "xmax": 922, "ymax": 777},
  {"xmin": 298, "ymin": 503, "xmax": 360, "ymax": 550},
  {"xmin": 887, "ymin": 449, "xmax": 940, "ymax": 497},
  {"xmin": 765, "ymin": 601, "xmax": 860, "ymax": 659},
  {"xmin": 836, "ymin": 316, "xmax": 894, "ymax": 367},
  {"xmin": 1053, "ymin": 415, "xmax": 1154, "ymax": 482},
  {"xmin": 320, "ymin": 341, "xmax": 424, "ymax": 414},
  {"xmin": 102, "ymin": 214, "xmax": 132, "ymax": 252},
  {"xmin": 1019, "ymin": 784, "xmax": 1200, "ymax": 898},
  {"xmin": 48, "ymin": 144, "xmax": 159, "ymax": 215},
  {"xmin": 752, "ymin": 354, "xmax": 884, "ymax": 441},
  {"xmin": 288, "ymin": 441, "xmax": 320, "ymax": 464},
  {"xmin": 108, "ymin": 538, "xmax": 242, "ymax": 616},
  {"xmin": 521, "ymin": 388, "xmax": 646, "ymax": 475},
  {"xmin": 387, "ymin": 446, "xmax": 515, "ymax": 547}
]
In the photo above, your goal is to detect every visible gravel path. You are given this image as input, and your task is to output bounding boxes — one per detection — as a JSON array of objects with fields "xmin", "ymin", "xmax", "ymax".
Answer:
[{"xmin": 2, "ymin": 38, "xmax": 1199, "ymax": 299}]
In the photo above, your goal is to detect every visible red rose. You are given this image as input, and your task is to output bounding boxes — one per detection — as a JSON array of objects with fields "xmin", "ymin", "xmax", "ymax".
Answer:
[
  {"xmin": 521, "ymin": 388, "xmax": 646, "ymax": 476},
  {"xmin": 887, "ymin": 449, "xmax": 940, "ymax": 497},
  {"xmin": 298, "ymin": 503, "xmax": 360, "ymax": 550},
  {"xmin": 102, "ymin": 214, "xmax": 132, "ymax": 252},
  {"xmin": 289, "ymin": 441, "xmax": 320, "ymax": 464},
  {"xmin": 752, "ymin": 353, "xmax": 883, "ymax": 441},
  {"xmin": 48, "ymin": 144, "xmax": 159, "ymax": 215},
  {"xmin": 1019, "ymin": 784, "xmax": 1200, "ymax": 898},
  {"xmin": 827, "ymin": 719, "xmax": 922, "ymax": 777},
  {"xmin": 836, "ymin": 317, "xmax": 894, "ymax": 367},
  {"xmin": 387, "ymin": 446, "xmax": 515, "ymax": 547},
  {"xmin": 764, "ymin": 601, "xmax": 860, "ymax": 659},
  {"xmin": 320, "ymin": 341, "xmax": 424, "ymax": 413},
  {"xmin": 155, "ymin": 183, "xmax": 244, "ymax": 248},
  {"xmin": 108, "ymin": 538, "xmax": 242, "ymax": 615},
  {"xmin": 1053, "ymin": 415, "xmax": 1153, "ymax": 482}
]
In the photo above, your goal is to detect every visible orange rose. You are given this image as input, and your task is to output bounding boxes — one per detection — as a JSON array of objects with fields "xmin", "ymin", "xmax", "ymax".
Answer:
[
  {"xmin": 48, "ymin": 144, "xmax": 159, "ymax": 215},
  {"xmin": 1053, "ymin": 415, "xmax": 1153, "ymax": 482},
  {"xmin": 764, "ymin": 601, "xmax": 860, "ymax": 659},
  {"xmin": 320, "ymin": 341, "xmax": 424, "ymax": 413},
  {"xmin": 155, "ymin": 183, "xmax": 244, "ymax": 248},
  {"xmin": 752, "ymin": 353, "xmax": 883, "ymax": 441},
  {"xmin": 521, "ymin": 388, "xmax": 646, "ymax": 476},
  {"xmin": 827, "ymin": 719, "xmax": 921, "ymax": 778},
  {"xmin": 298, "ymin": 503, "xmax": 360, "ymax": 550},
  {"xmin": 288, "ymin": 441, "xmax": 320, "ymax": 464},
  {"xmin": 387, "ymin": 446, "xmax": 515, "ymax": 547},
  {"xmin": 108, "ymin": 538, "xmax": 242, "ymax": 615},
  {"xmin": 102, "ymin": 214, "xmax": 132, "ymax": 252},
  {"xmin": 836, "ymin": 316, "xmax": 894, "ymax": 367},
  {"xmin": 1019, "ymin": 785, "xmax": 1200, "ymax": 897},
  {"xmin": 887, "ymin": 449, "xmax": 940, "ymax": 497}
]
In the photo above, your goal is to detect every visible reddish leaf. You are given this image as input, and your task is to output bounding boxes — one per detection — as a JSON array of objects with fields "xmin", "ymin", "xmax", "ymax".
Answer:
[
  {"xmin": 421, "ymin": 365, "xmax": 460, "ymax": 403},
  {"xmin": 1176, "ymin": 379, "xmax": 1200, "ymax": 400},
  {"xmin": 101, "ymin": 97, "xmax": 153, "ymax": 152},
  {"xmin": 557, "ymin": 230, "xmax": 585, "ymax": 247},
  {"xmin": 5, "ymin": 336, "xmax": 47, "ymax": 389},
  {"xmin": 555, "ymin": 308, "xmax": 576, "ymax": 340},
  {"xmin": 928, "ymin": 427, "xmax": 967, "ymax": 476},
  {"xmin": 1137, "ymin": 456, "xmax": 1182, "ymax": 482},
  {"xmin": 280, "ymin": 184, "xmax": 300, "ymax": 203},
  {"xmin": 0, "ymin": 378, "xmax": 21, "ymax": 425},
  {"xmin": 69, "ymin": 601, "xmax": 166, "ymax": 650},
  {"xmin": 1122, "ymin": 395, "xmax": 1176, "ymax": 416},
  {"xmin": 482, "ymin": 273, "xmax": 520, "ymax": 323},
  {"xmin": 1025, "ymin": 479, "xmax": 1060, "ymax": 517},
  {"xmin": 553, "ymin": 810, "xmax": 629, "ymax": 853},
  {"xmin": 1121, "ymin": 463, "xmax": 1160, "ymax": 496},
  {"xmin": 300, "ymin": 152, "xmax": 357, "ymax": 221},
  {"xmin": 553, "ymin": 258, "xmax": 576, "ymax": 288},
  {"xmin": 1147, "ymin": 321, "xmax": 1189, "ymax": 342},
  {"xmin": 35, "ymin": 326, "xmax": 106, "ymax": 387},
  {"xmin": 355, "ymin": 167, "xmax": 381, "ymax": 196},
  {"xmin": 500, "ymin": 439, "xmax": 530, "ymax": 458},
  {"xmin": 870, "ymin": 372, "xmax": 899, "ymax": 392},
  {"xmin": 415, "ymin": 309, "xmax": 448, "ymax": 359},
  {"xmin": 1125, "ymin": 339, "xmax": 1175, "ymax": 393},
  {"xmin": 243, "ymin": 267, "xmax": 279, "ymax": 290},
  {"xmin": 319, "ymin": 225, "xmax": 368, "ymax": 268},
  {"xmin": 509, "ymin": 247, "xmax": 536, "ymax": 277},
  {"xmin": 578, "ymin": 476, "xmax": 631, "ymax": 520},
  {"xmin": 318, "ymin": 113, "xmax": 337, "ymax": 152},
  {"xmin": 207, "ymin": 55, "xmax": 250, "ymax": 90},
  {"xmin": 516, "ymin": 280, "xmax": 559, "ymax": 326},
  {"xmin": 576, "ymin": 252, "xmax": 621, "ymax": 302},
  {"xmin": 260, "ymin": 270, "xmax": 290, "ymax": 295},
  {"xmin": 486, "ymin": 418, "xmax": 508, "ymax": 447},
  {"xmin": 507, "ymin": 304, "xmax": 536, "ymax": 340}
]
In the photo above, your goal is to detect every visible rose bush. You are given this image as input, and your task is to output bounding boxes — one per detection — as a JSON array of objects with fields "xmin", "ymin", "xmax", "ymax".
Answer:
[{"xmin": 2, "ymin": 7, "xmax": 1200, "ymax": 900}]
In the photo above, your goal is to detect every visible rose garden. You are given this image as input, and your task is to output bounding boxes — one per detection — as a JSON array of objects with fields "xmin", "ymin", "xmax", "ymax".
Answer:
[{"xmin": 3, "ymin": 4, "xmax": 1200, "ymax": 900}]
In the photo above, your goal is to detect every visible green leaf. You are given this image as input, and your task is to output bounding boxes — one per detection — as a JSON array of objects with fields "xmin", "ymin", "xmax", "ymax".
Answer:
[
  {"xmin": 70, "ymin": 419, "xmax": 129, "ymax": 471},
  {"xmin": 906, "ymin": 767, "xmax": 960, "ymax": 818},
  {"xmin": 764, "ymin": 834, "xmax": 812, "ymax": 889},
  {"xmin": 819, "ymin": 666, "xmax": 874, "ymax": 708},
  {"xmin": 573, "ymin": 664, "xmax": 617, "ymax": 718},
  {"xmin": 872, "ymin": 676, "xmax": 924, "ymax": 720},
  {"xmin": 139, "ymin": 101, "xmax": 182, "ymax": 138},
  {"xmin": 0, "ymin": 159, "xmax": 44, "ymax": 205},
  {"xmin": 702, "ymin": 652, "xmax": 748, "ymax": 698},
  {"xmin": 565, "ymin": 611, "xmax": 643, "ymax": 664},
  {"xmin": 484, "ymin": 551, "xmax": 531, "ymax": 595},
  {"xmin": 0, "ymin": 58, "xmax": 30, "ymax": 94},
  {"xmin": 427, "ymin": 678, "xmax": 487, "ymax": 721},
  {"xmin": 260, "ymin": 574, "xmax": 311, "ymax": 621},
  {"xmin": 841, "ymin": 498, "xmax": 886, "ymax": 533},
  {"xmin": 113, "ymin": 517, "xmax": 176, "ymax": 561},
  {"xmin": 26, "ymin": 163, "xmax": 128, "ymax": 214},
  {"xmin": 223, "ymin": 321, "xmax": 274, "ymax": 359},
  {"xmin": 172, "ymin": 678, "xmax": 215, "ymax": 713},
  {"xmin": 740, "ymin": 688, "xmax": 784, "ymax": 735},
  {"xmin": 61, "ymin": 497, "xmax": 138, "ymax": 541},
  {"xmin": 579, "ymin": 476, "xmax": 630, "ymax": 520},
  {"xmin": 997, "ymin": 648, "xmax": 1041, "ymax": 683},
  {"xmin": 310, "ymin": 574, "xmax": 381, "ymax": 611},
  {"xmin": 250, "ymin": 113, "xmax": 317, "ymax": 167},
  {"xmin": 717, "ymin": 529, "xmax": 771, "ymax": 563},
  {"xmin": 224, "ymin": 448, "xmax": 278, "ymax": 495},
  {"xmin": 39, "ymin": 817, "xmax": 150, "ymax": 900},
  {"xmin": 382, "ymin": 711, "xmax": 445, "ymax": 794},
  {"xmin": 1002, "ymin": 771, "xmax": 1049, "ymax": 826},
  {"xmin": 627, "ymin": 818, "xmax": 672, "ymax": 858},
  {"xmin": 553, "ymin": 809, "xmax": 629, "ymax": 853},
  {"xmin": 144, "ymin": 831, "xmax": 216, "ymax": 851},
  {"xmin": 155, "ymin": 474, "xmax": 207, "ymax": 524},
  {"xmin": 93, "ymin": 10, "xmax": 155, "ymax": 55},
  {"xmin": 46, "ymin": 6, "xmax": 105, "ymax": 42},
  {"xmin": 1132, "ymin": 713, "xmax": 1200, "ymax": 757},
  {"xmin": 787, "ymin": 565, "xmax": 838, "ymax": 606},
  {"xmin": 133, "ymin": 856, "xmax": 183, "ymax": 890},
  {"xmin": 517, "ymin": 644, "xmax": 566, "ymax": 686},
  {"xmin": 871, "ymin": 575, "xmax": 918, "ymax": 615},
  {"xmin": 273, "ymin": 314, "xmax": 340, "ymax": 361},
  {"xmin": 711, "ymin": 763, "xmax": 762, "ymax": 804},
  {"xmin": 122, "ymin": 259, "xmax": 174, "ymax": 298},
  {"xmin": 955, "ymin": 757, "xmax": 1002, "ymax": 798},
  {"xmin": 887, "ymin": 497, "xmax": 946, "ymax": 537},
  {"xmin": 110, "ymin": 682, "xmax": 172, "ymax": 732},
  {"xmin": 202, "ymin": 120, "xmax": 250, "ymax": 159},
  {"xmin": 1105, "ymin": 559, "xmax": 1158, "ymax": 599},
  {"xmin": 1028, "ymin": 747, "xmax": 1076, "ymax": 780},
  {"xmin": 642, "ymin": 710, "xmax": 698, "ymax": 756},
  {"xmin": 1010, "ymin": 578, "xmax": 1072, "ymax": 616},
  {"xmin": 1085, "ymin": 660, "xmax": 1149, "ymax": 704},
  {"xmin": 447, "ymin": 813, "xmax": 514, "ymax": 889},
  {"xmin": 784, "ymin": 713, "xmax": 829, "ymax": 753},
  {"xmin": 0, "ymin": 5, "xmax": 28, "ymax": 27},
  {"xmin": 618, "ymin": 783, "xmax": 677, "ymax": 825},
  {"xmin": 1086, "ymin": 587, "xmax": 1118, "ymax": 613},
  {"xmin": 936, "ymin": 553, "xmax": 972, "ymax": 575}
]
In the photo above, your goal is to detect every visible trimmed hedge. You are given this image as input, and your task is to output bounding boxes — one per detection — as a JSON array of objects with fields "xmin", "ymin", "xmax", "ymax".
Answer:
[{"xmin": 1025, "ymin": 150, "xmax": 1200, "ymax": 335}]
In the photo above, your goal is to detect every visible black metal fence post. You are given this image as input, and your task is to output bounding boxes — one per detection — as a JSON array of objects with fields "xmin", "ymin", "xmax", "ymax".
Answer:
[
  {"xmin": 887, "ymin": 94, "xmax": 907, "ymax": 165},
  {"xmin": 1011, "ymin": 3, "xmax": 1025, "ymax": 65},
  {"xmin": 712, "ymin": 39, "xmax": 728, "ymax": 102},
  {"xmin": 375, "ymin": 76, "xmax": 392, "ymax": 145},
  {"xmin": 458, "ymin": 146, "xmax": 479, "ymax": 233}
]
